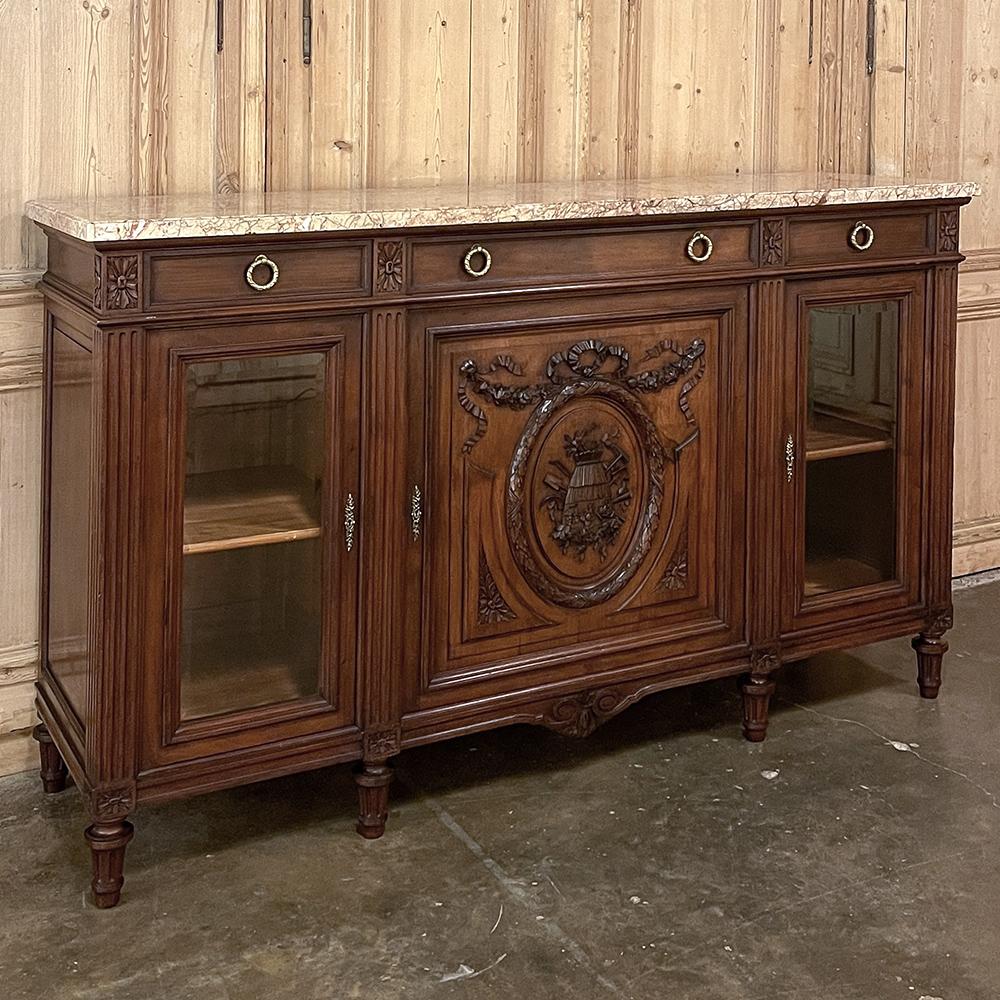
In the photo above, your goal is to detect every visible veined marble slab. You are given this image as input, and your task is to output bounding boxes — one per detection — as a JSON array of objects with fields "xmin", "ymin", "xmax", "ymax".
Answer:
[{"xmin": 25, "ymin": 173, "xmax": 979, "ymax": 243}]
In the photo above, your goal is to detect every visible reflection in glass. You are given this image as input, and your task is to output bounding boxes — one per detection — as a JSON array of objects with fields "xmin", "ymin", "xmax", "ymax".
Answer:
[
  {"xmin": 804, "ymin": 301, "xmax": 899, "ymax": 596},
  {"xmin": 179, "ymin": 353, "xmax": 326, "ymax": 720},
  {"xmin": 47, "ymin": 331, "xmax": 93, "ymax": 725}
]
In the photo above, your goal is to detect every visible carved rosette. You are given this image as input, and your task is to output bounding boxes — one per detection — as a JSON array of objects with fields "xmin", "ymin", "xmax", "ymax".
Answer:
[
  {"xmin": 363, "ymin": 727, "xmax": 401, "ymax": 761},
  {"xmin": 95, "ymin": 255, "xmax": 140, "ymax": 311},
  {"xmin": 761, "ymin": 219, "xmax": 785, "ymax": 266},
  {"xmin": 925, "ymin": 605, "xmax": 954, "ymax": 638},
  {"xmin": 375, "ymin": 241, "xmax": 405, "ymax": 293},
  {"xmin": 937, "ymin": 210, "xmax": 959, "ymax": 254},
  {"xmin": 90, "ymin": 783, "xmax": 135, "ymax": 820},
  {"xmin": 542, "ymin": 687, "xmax": 626, "ymax": 738},
  {"xmin": 458, "ymin": 337, "xmax": 706, "ymax": 609}
]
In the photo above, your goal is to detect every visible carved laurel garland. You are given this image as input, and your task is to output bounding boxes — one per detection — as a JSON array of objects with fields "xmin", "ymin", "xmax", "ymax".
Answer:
[{"xmin": 457, "ymin": 337, "xmax": 706, "ymax": 454}]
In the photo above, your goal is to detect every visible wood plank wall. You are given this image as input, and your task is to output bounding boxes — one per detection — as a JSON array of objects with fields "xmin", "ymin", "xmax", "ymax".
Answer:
[{"xmin": 0, "ymin": 0, "xmax": 997, "ymax": 773}]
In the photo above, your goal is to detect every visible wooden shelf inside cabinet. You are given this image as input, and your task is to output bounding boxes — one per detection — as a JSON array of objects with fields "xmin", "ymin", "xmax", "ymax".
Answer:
[
  {"xmin": 805, "ymin": 414, "xmax": 893, "ymax": 462},
  {"xmin": 804, "ymin": 557, "xmax": 887, "ymax": 597},
  {"xmin": 182, "ymin": 465, "xmax": 322, "ymax": 555},
  {"xmin": 180, "ymin": 631, "xmax": 321, "ymax": 720}
]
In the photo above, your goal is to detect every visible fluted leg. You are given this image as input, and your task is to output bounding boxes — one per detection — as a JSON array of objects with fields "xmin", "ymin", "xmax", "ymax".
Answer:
[
  {"xmin": 741, "ymin": 674, "xmax": 776, "ymax": 742},
  {"xmin": 354, "ymin": 762, "xmax": 392, "ymax": 839},
  {"xmin": 913, "ymin": 632, "xmax": 948, "ymax": 699},
  {"xmin": 913, "ymin": 608, "xmax": 953, "ymax": 700},
  {"xmin": 85, "ymin": 819, "xmax": 134, "ymax": 909},
  {"xmin": 33, "ymin": 724, "xmax": 68, "ymax": 793}
]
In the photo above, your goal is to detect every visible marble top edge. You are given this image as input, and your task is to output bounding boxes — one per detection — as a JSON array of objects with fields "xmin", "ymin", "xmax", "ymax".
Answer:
[{"xmin": 25, "ymin": 174, "xmax": 980, "ymax": 243}]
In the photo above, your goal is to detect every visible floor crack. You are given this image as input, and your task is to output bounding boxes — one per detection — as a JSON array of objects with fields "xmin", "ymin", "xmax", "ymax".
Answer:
[
  {"xmin": 396, "ymin": 766, "xmax": 628, "ymax": 997},
  {"xmin": 783, "ymin": 699, "xmax": 999, "ymax": 809}
]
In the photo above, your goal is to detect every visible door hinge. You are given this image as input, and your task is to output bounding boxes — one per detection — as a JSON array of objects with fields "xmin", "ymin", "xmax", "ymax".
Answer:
[
  {"xmin": 866, "ymin": 0, "xmax": 877, "ymax": 75},
  {"xmin": 808, "ymin": 0, "xmax": 815, "ymax": 65},
  {"xmin": 303, "ymin": 0, "xmax": 313, "ymax": 65}
]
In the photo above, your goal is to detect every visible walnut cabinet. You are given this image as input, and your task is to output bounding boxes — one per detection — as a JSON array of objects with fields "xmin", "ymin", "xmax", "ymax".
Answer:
[{"xmin": 31, "ymin": 198, "xmax": 968, "ymax": 906}]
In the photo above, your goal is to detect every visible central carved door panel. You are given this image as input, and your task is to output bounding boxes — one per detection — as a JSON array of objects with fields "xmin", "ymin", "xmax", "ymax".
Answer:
[{"xmin": 404, "ymin": 286, "xmax": 749, "ymax": 711}]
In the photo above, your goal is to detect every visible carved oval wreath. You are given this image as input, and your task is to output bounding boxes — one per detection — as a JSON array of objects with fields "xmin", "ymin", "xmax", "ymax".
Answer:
[{"xmin": 506, "ymin": 379, "xmax": 666, "ymax": 608}]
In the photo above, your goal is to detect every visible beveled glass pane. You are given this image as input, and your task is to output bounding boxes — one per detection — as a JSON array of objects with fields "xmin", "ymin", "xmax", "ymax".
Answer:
[
  {"xmin": 804, "ymin": 301, "xmax": 899, "ymax": 597},
  {"xmin": 180, "ymin": 353, "xmax": 326, "ymax": 721}
]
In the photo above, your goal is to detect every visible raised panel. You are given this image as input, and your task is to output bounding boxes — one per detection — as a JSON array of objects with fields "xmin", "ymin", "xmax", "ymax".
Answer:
[
  {"xmin": 786, "ymin": 211, "xmax": 934, "ymax": 266},
  {"xmin": 147, "ymin": 242, "xmax": 371, "ymax": 309},
  {"xmin": 407, "ymin": 286, "xmax": 749, "ymax": 707}
]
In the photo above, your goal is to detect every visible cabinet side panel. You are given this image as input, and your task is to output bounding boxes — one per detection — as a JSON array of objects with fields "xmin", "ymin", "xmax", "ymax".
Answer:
[{"xmin": 45, "ymin": 327, "xmax": 94, "ymax": 729}]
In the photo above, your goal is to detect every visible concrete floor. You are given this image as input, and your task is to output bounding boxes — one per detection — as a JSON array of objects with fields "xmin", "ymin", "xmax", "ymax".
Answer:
[{"xmin": 1, "ymin": 582, "xmax": 998, "ymax": 1000}]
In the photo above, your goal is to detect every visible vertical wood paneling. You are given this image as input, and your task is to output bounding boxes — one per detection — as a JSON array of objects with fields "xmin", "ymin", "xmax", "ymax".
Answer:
[
  {"xmin": 959, "ymin": 0, "xmax": 1000, "ymax": 251},
  {"xmin": 267, "ymin": 0, "xmax": 372, "ymax": 191},
  {"xmin": 871, "ymin": 0, "xmax": 908, "ymax": 175},
  {"xmin": 367, "ymin": 1, "xmax": 471, "ymax": 187},
  {"xmin": 637, "ymin": 0, "xmax": 758, "ymax": 177},
  {"xmin": 0, "ymin": 0, "xmax": 39, "ymax": 272},
  {"xmin": 469, "ymin": 0, "xmax": 520, "ymax": 184},
  {"xmin": 754, "ymin": 0, "xmax": 821, "ymax": 173},
  {"xmin": 36, "ymin": 1, "xmax": 132, "ymax": 207},
  {"xmin": 517, "ymin": 0, "xmax": 578, "ymax": 182}
]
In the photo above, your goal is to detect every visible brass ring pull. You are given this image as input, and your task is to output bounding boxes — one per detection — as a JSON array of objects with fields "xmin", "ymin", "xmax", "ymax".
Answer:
[
  {"xmin": 686, "ymin": 231, "xmax": 714, "ymax": 263},
  {"xmin": 245, "ymin": 254, "xmax": 280, "ymax": 291},
  {"xmin": 849, "ymin": 222, "xmax": 875, "ymax": 252},
  {"xmin": 463, "ymin": 244, "xmax": 492, "ymax": 278}
]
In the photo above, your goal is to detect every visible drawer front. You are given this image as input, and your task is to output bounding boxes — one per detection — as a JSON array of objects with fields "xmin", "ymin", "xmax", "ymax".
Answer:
[
  {"xmin": 409, "ymin": 222, "xmax": 757, "ymax": 293},
  {"xmin": 147, "ymin": 242, "xmax": 371, "ymax": 308},
  {"xmin": 786, "ymin": 211, "xmax": 934, "ymax": 266}
]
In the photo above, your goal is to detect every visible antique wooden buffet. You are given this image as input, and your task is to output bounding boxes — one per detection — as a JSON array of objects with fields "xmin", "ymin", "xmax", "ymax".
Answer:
[{"xmin": 25, "ymin": 174, "xmax": 976, "ymax": 907}]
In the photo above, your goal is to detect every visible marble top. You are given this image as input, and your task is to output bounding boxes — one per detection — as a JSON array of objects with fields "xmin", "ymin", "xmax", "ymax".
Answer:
[{"xmin": 26, "ymin": 173, "xmax": 979, "ymax": 243}]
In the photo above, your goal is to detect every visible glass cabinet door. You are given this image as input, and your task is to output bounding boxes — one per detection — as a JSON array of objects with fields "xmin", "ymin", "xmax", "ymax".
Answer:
[
  {"xmin": 179, "ymin": 352, "xmax": 327, "ymax": 721},
  {"xmin": 784, "ymin": 274, "xmax": 926, "ymax": 629},
  {"xmin": 143, "ymin": 318, "xmax": 360, "ymax": 761}
]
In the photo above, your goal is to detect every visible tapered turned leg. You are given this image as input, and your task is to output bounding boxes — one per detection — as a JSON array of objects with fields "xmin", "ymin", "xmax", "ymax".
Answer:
[
  {"xmin": 742, "ymin": 649, "xmax": 780, "ymax": 743},
  {"xmin": 32, "ymin": 724, "xmax": 68, "ymax": 793},
  {"xmin": 913, "ymin": 633, "xmax": 948, "ymax": 699},
  {"xmin": 354, "ymin": 762, "xmax": 392, "ymax": 839},
  {"xmin": 741, "ymin": 675, "xmax": 776, "ymax": 742},
  {"xmin": 913, "ymin": 608, "xmax": 953, "ymax": 700},
  {"xmin": 85, "ymin": 819, "xmax": 134, "ymax": 909}
]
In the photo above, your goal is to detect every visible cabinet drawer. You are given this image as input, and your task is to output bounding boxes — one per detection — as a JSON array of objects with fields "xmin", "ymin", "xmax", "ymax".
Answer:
[
  {"xmin": 409, "ymin": 222, "xmax": 757, "ymax": 292},
  {"xmin": 147, "ymin": 241, "xmax": 371, "ymax": 308},
  {"xmin": 786, "ymin": 211, "xmax": 934, "ymax": 266}
]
